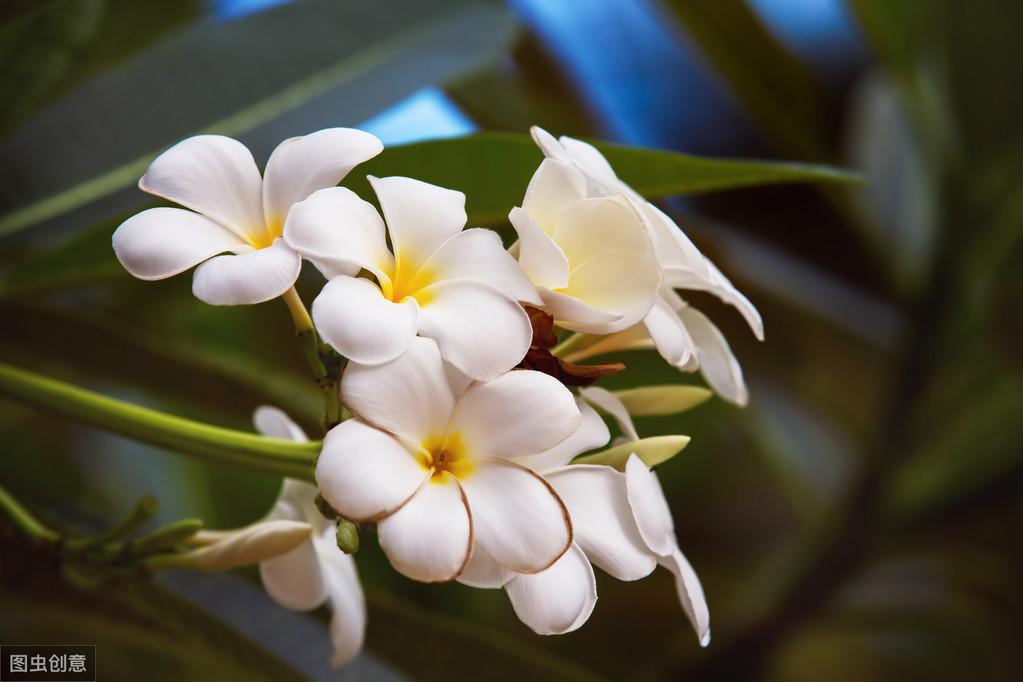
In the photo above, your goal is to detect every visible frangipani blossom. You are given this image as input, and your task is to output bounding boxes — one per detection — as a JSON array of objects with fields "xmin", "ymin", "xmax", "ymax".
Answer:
[
  {"xmin": 113, "ymin": 128, "xmax": 382, "ymax": 305},
  {"xmin": 285, "ymin": 178, "xmax": 541, "ymax": 380},
  {"xmin": 460, "ymin": 397, "xmax": 710, "ymax": 645},
  {"xmin": 253, "ymin": 406, "xmax": 366, "ymax": 668},
  {"xmin": 316, "ymin": 337, "xmax": 581, "ymax": 584},
  {"xmin": 509, "ymin": 159, "xmax": 661, "ymax": 335},
  {"xmin": 530, "ymin": 126, "xmax": 762, "ymax": 405}
]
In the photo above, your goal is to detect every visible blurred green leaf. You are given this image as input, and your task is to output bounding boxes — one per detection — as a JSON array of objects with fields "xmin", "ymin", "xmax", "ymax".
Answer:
[
  {"xmin": 0, "ymin": 301, "xmax": 320, "ymax": 425},
  {"xmin": 446, "ymin": 33, "xmax": 598, "ymax": 135},
  {"xmin": 366, "ymin": 591, "xmax": 607, "ymax": 682},
  {"xmin": 0, "ymin": 0, "xmax": 518, "ymax": 236},
  {"xmin": 351, "ymin": 132, "xmax": 863, "ymax": 226},
  {"xmin": 0, "ymin": 0, "xmax": 201, "ymax": 140},
  {"xmin": 662, "ymin": 0, "xmax": 834, "ymax": 160},
  {"xmin": 1, "ymin": 536, "xmax": 306, "ymax": 682}
]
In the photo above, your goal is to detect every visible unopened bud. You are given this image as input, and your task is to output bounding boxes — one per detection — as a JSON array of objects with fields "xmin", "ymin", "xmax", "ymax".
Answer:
[
  {"xmin": 130, "ymin": 518, "xmax": 203, "ymax": 554},
  {"xmin": 335, "ymin": 519, "xmax": 359, "ymax": 555},
  {"xmin": 315, "ymin": 493, "xmax": 339, "ymax": 521},
  {"xmin": 148, "ymin": 520, "xmax": 312, "ymax": 572}
]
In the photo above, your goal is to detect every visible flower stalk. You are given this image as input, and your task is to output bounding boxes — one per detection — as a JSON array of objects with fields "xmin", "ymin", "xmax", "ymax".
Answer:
[
  {"xmin": 0, "ymin": 363, "xmax": 318, "ymax": 481},
  {"xmin": 0, "ymin": 484, "xmax": 59, "ymax": 543}
]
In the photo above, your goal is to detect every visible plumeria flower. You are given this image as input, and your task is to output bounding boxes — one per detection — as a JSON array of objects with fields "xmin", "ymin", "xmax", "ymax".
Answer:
[
  {"xmin": 284, "ymin": 178, "xmax": 541, "ymax": 380},
  {"xmin": 460, "ymin": 397, "xmax": 709, "ymax": 645},
  {"xmin": 530, "ymin": 126, "xmax": 762, "ymax": 405},
  {"xmin": 113, "ymin": 128, "xmax": 382, "ymax": 305},
  {"xmin": 253, "ymin": 406, "xmax": 366, "ymax": 668},
  {"xmin": 508, "ymin": 159, "xmax": 661, "ymax": 335},
  {"xmin": 315, "ymin": 337, "xmax": 581, "ymax": 583}
]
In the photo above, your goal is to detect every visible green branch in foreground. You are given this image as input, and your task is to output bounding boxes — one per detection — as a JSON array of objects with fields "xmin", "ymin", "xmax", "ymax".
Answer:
[{"xmin": 0, "ymin": 363, "xmax": 318, "ymax": 481}]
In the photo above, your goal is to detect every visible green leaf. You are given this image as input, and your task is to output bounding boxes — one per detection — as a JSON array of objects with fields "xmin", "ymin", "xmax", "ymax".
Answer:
[
  {"xmin": 0, "ymin": 0, "xmax": 201, "ymax": 140},
  {"xmin": 350, "ymin": 132, "xmax": 863, "ymax": 226},
  {"xmin": 366, "ymin": 591, "xmax": 607, "ymax": 682},
  {"xmin": 662, "ymin": 0, "xmax": 833, "ymax": 160},
  {"xmin": 0, "ymin": 300, "xmax": 321, "ymax": 425},
  {"xmin": 0, "ymin": 0, "xmax": 518, "ymax": 236},
  {"xmin": 574, "ymin": 435, "xmax": 690, "ymax": 471}
]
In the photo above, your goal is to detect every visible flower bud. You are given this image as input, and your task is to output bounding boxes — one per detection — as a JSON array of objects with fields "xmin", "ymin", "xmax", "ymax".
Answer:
[
  {"xmin": 612, "ymin": 385, "xmax": 712, "ymax": 416},
  {"xmin": 574, "ymin": 435, "xmax": 690, "ymax": 471},
  {"xmin": 335, "ymin": 519, "xmax": 359, "ymax": 555},
  {"xmin": 151, "ymin": 520, "xmax": 312, "ymax": 572}
]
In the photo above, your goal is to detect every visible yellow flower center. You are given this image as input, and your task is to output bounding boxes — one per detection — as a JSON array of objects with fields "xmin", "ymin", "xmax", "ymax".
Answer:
[
  {"xmin": 247, "ymin": 216, "xmax": 283, "ymax": 250},
  {"xmin": 418, "ymin": 432, "xmax": 473, "ymax": 483},
  {"xmin": 380, "ymin": 254, "xmax": 435, "ymax": 306}
]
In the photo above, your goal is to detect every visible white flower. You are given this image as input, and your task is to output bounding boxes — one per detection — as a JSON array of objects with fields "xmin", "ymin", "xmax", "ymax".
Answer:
[
  {"xmin": 509, "ymin": 159, "xmax": 661, "ymax": 335},
  {"xmin": 113, "ymin": 128, "xmax": 382, "ymax": 305},
  {"xmin": 460, "ymin": 395, "xmax": 710, "ymax": 645},
  {"xmin": 531, "ymin": 126, "xmax": 762, "ymax": 405},
  {"xmin": 315, "ymin": 337, "xmax": 581, "ymax": 583},
  {"xmin": 253, "ymin": 406, "xmax": 366, "ymax": 668},
  {"xmin": 284, "ymin": 178, "xmax": 541, "ymax": 380}
]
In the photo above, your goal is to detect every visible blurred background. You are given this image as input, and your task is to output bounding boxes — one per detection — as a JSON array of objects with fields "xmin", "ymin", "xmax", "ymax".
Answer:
[{"xmin": 1, "ymin": 0, "xmax": 1021, "ymax": 680}]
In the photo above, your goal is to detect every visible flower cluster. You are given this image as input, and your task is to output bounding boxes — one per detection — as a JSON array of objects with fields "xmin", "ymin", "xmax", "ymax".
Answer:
[{"xmin": 113, "ymin": 125, "xmax": 761, "ymax": 666}]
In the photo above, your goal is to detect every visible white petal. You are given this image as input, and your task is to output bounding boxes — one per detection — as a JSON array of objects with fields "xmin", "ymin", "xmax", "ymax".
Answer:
[
  {"xmin": 553, "ymin": 196, "xmax": 660, "ymax": 333},
  {"xmin": 669, "ymin": 265, "xmax": 764, "ymax": 344},
  {"xmin": 660, "ymin": 547, "xmax": 711, "ymax": 647},
  {"xmin": 420, "ymin": 228, "xmax": 541, "ymax": 305},
  {"xmin": 517, "ymin": 399, "xmax": 610, "ymax": 472},
  {"xmin": 416, "ymin": 281, "xmax": 532, "ymax": 381},
  {"xmin": 559, "ymin": 135, "xmax": 622, "ymax": 195},
  {"xmin": 113, "ymin": 208, "xmax": 244, "ymax": 281},
  {"xmin": 546, "ymin": 465, "xmax": 656, "ymax": 581},
  {"xmin": 259, "ymin": 538, "xmax": 326, "ymax": 611},
  {"xmin": 647, "ymin": 205, "xmax": 763, "ymax": 342},
  {"xmin": 624, "ymin": 455, "xmax": 675, "ymax": 557},
  {"xmin": 139, "ymin": 135, "xmax": 265, "ymax": 244},
  {"xmin": 283, "ymin": 187, "xmax": 393, "ymax": 281},
  {"xmin": 505, "ymin": 543, "xmax": 596, "ymax": 635},
  {"xmin": 252, "ymin": 405, "xmax": 307, "ymax": 442},
  {"xmin": 377, "ymin": 476, "xmax": 472, "ymax": 583},
  {"xmin": 521, "ymin": 159, "xmax": 587, "ymax": 233},
  {"xmin": 509, "ymin": 207, "xmax": 570, "ymax": 290},
  {"xmin": 641, "ymin": 204, "xmax": 709, "ymax": 279},
  {"xmin": 369, "ymin": 175, "xmax": 466, "ymax": 275},
  {"xmin": 316, "ymin": 419, "xmax": 428, "ymax": 522},
  {"xmin": 311, "ymin": 275, "xmax": 418, "ymax": 366},
  {"xmin": 262, "ymin": 128, "xmax": 383, "ymax": 228},
  {"xmin": 538, "ymin": 288, "xmax": 623, "ymax": 332},
  {"xmin": 678, "ymin": 305, "xmax": 748, "ymax": 406},
  {"xmin": 643, "ymin": 295, "xmax": 695, "ymax": 368},
  {"xmin": 449, "ymin": 370, "xmax": 580, "ymax": 459},
  {"xmin": 191, "ymin": 238, "xmax": 301, "ymax": 305},
  {"xmin": 530, "ymin": 126, "xmax": 572, "ymax": 164},
  {"xmin": 457, "ymin": 543, "xmax": 513, "ymax": 589},
  {"xmin": 314, "ymin": 533, "xmax": 368, "ymax": 667},
  {"xmin": 698, "ymin": 259, "xmax": 765, "ymax": 341},
  {"xmin": 579, "ymin": 386, "xmax": 639, "ymax": 442},
  {"xmin": 340, "ymin": 336, "xmax": 454, "ymax": 445},
  {"xmin": 460, "ymin": 458, "xmax": 571, "ymax": 573}
]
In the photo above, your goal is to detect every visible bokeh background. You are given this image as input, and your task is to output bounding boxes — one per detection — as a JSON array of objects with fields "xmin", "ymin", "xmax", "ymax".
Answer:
[{"xmin": 1, "ymin": 1, "xmax": 1021, "ymax": 680}]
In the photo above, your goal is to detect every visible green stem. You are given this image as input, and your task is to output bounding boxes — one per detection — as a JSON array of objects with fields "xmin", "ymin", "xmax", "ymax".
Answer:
[
  {"xmin": 0, "ymin": 484, "xmax": 60, "ymax": 543},
  {"xmin": 551, "ymin": 332, "xmax": 594, "ymax": 358},
  {"xmin": 64, "ymin": 496, "xmax": 158, "ymax": 553},
  {"xmin": 0, "ymin": 363, "xmax": 317, "ymax": 481}
]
